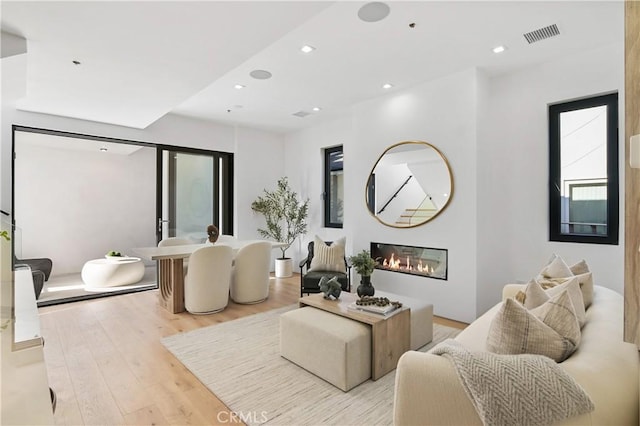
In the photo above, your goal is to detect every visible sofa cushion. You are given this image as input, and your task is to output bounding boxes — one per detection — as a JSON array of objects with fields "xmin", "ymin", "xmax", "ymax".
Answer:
[
  {"xmin": 487, "ymin": 291, "xmax": 581, "ymax": 362},
  {"xmin": 308, "ymin": 236, "xmax": 346, "ymax": 273},
  {"xmin": 517, "ymin": 278, "xmax": 586, "ymax": 328}
]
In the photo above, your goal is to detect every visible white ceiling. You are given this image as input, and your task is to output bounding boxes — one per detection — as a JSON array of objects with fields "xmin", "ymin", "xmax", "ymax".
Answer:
[
  {"xmin": 15, "ymin": 130, "xmax": 148, "ymax": 156},
  {"xmin": 0, "ymin": 1, "xmax": 624, "ymax": 134}
]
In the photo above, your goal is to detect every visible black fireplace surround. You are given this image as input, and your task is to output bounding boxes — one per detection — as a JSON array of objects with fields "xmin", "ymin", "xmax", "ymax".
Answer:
[{"xmin": 370, "ymin": 242, "xmax": 447, "ymax": 280}]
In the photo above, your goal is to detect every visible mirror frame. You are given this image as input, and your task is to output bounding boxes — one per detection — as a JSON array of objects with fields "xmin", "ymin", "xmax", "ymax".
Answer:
[{"xmin": 365, "ymin": 140, "xmax": 454, "ymax": 228}]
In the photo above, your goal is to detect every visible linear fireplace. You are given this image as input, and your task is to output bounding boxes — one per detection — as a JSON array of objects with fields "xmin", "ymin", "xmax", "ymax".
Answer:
[{"xmin": 370, "ymin": 242, "xmax": 447, "ymax": 280}]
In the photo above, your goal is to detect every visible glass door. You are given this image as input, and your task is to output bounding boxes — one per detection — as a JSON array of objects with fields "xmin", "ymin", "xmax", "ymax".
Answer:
[{"xmin": 157, "ymin": 148, "xmax": 233, "ymax": 243}]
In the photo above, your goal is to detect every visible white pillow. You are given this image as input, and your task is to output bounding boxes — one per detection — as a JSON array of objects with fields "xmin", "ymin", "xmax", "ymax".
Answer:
[
  {"xmin": 308, "ymin": 236, "xmax": 346, "ymax": 273},
  {"xmin": 537, "ymin": 255, "xmax": 594, "ymax": 309},
  {"xmin": 539, "ymin": 254, "xmax": 573, "ymax": 278}
]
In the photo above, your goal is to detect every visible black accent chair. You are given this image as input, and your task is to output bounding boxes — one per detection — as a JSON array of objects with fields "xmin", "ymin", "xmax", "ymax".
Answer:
[
  {"xmin": 299, "ymin": 240, "xmax": 351, "ymax": 296},
  {"xmin": 14, "ymin": 256, "xmax": 52, "ymax": 281},
  {"xmin": 14, "ymin": 256, "xmax": 52, "ymax": 300}
]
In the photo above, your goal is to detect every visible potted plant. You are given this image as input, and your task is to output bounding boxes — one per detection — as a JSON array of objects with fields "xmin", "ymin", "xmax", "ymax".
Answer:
[
  {"xmin": 348, "ymin": 250, "xmax": 378, "ymax": 297},
  {"xmin": 251, "ymin": 177, "xmax": 309, "ymax": 277}
]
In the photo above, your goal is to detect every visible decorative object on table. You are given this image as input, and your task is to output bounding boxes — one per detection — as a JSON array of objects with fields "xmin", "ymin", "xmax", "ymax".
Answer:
[
  {"xmin": 251, "ymin": 176, "xmax": 309, "ymax": 277},
  {"xmin": 356, "ymin": 296, "xmax": 402, "ymax": 309},
  {"xmin": 318, "ymin": 275, "xmax": 342, "ymax": 300},
  {"xmin": 349, "ymin": 296, "xmax": 403, "ymax": 315},
  {"xmin": 105, "ymin": 250, "xmax": 124, "ymax": 261},
  {"xmin": 348, "ymin": 250, "xmax": 378, "ymax": 297},
  {"xmin": 207, "ymin": 224, "xmax": 219, "ymax": 243}
]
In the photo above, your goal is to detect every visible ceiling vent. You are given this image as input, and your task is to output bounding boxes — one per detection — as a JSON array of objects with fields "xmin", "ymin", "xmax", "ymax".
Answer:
[
  {"xmin": 292, "ymin": 111, "xmax": 311, "ymax": 118},
  {"xmin": 523, "ymin": 24, "xmax": 560, "ymax": 44}
]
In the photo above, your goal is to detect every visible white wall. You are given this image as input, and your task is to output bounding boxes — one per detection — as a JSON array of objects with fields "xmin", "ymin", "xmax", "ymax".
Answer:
[
  {"xmin": 234, "ymin": 126, "xmax": 285, "ymax": 267},
  {"xmin": 284, "ymin": 117, "xmax": 355, "ymax": 264},
  {"xmin": 286, "ymin": 70, "xmax": 480, "ymax": 323},
  {"xmin": 1, "ymin": 54, "xmax": 286, "ymax": 253},
  {"xmin": 482, "ymin": 42, "xmax": 625, "ymax": 306},
  {"xmin": 350, "ymin": 69, "xmax": 480, "ymax": 323},
  {"xmin": 14, "ymin": 142, "xmax": 156, "ymax": 274},
  {"xmin": 284, "ymin": 43, "xmax": 624, "ymax": 323}
]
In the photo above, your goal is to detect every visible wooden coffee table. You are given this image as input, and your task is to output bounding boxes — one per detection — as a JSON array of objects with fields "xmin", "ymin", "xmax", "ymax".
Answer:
[{"xmin": 299, "ymin": 292, "xmax": 410, "ymax": 380}]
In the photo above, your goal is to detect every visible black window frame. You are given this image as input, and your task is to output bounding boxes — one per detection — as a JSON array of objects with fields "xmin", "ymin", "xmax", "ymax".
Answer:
[
  {"xmin": 323, "ymin": 145, "xmax": 343, "ymax": 228},
  {"xmin": 548, "ymin": 92, "xmax": 619, "ymax": 245}
]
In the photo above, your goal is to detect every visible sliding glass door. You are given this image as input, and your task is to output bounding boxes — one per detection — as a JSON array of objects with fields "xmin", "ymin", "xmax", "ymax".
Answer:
[{"xmin": 157, "ymin": 147, "xmax": 233, "ymax": 243}]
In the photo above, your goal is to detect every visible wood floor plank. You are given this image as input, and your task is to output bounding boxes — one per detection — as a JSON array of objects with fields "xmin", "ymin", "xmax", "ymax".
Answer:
[
  {"xmin": 47, "ymin": 365, "xmax": 85, "ymax": 426},
  {"xmin": 123, "ymin": 404, "xmax": 170, "ymax": 426},
  {"xmin": 64, "ymin": 345, "xmax": 125, "ymax": 425},
  {"xmin": 148, "ymin": 380, "xmax": 211, "ymax": 425}
]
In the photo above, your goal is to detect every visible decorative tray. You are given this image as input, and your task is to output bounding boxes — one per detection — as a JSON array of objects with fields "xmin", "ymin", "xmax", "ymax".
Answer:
[{"xmin": 347, "ymin": 296, "xmax": 403, "ymax": 316}]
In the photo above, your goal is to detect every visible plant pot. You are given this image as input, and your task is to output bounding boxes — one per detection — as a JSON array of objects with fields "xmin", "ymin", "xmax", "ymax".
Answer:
[
  {"xmin": 357, "ymin": 275, "xmax": 375, "ymax": 297},
  {"xmin": 275, "ymin": 258, "xmax": 293, "ymax": 278}
]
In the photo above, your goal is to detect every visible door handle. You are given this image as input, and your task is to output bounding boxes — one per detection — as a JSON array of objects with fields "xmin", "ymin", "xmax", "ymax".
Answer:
[{"xmin": 158, "ymin": 219, "xmax": 170, "ymax": 233}]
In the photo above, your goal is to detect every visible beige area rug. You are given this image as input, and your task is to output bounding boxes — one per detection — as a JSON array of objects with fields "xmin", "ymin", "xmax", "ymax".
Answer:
[{"xmin": 161, "ymin": 304, "xmax": 461, "ymax": 426}]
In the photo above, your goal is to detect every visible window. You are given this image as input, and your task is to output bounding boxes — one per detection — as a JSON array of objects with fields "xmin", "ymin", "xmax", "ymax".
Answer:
[
  {"xmin": 324, "ymin": 146, "xmax": 344, "ymax": 228},
  {"xmin": 549, "ymin": 93, "xmax": 618, "ymax": 244}
]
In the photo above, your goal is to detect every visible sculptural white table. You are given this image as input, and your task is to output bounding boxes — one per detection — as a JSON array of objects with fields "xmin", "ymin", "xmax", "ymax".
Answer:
[{"xmin": 81, "ymin": 257, "xmax": 145, "ymax": 288}]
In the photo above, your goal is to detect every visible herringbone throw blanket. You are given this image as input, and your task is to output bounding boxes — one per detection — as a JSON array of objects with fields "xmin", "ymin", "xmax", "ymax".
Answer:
[{"xmin": 430, "ymin": 339, "xmax": 594, "ymax": 426}]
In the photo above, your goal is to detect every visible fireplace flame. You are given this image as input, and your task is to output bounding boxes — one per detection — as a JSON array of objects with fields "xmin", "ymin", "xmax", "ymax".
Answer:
[{"xmin": 379, "ymin": 252, "xmax": 435, "ymax": 274}]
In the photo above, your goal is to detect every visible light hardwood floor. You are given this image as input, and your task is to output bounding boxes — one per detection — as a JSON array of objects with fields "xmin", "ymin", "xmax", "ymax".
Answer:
[{"xmin": 39, "ymin": 274, "xmax": 466, "ymax": 425}]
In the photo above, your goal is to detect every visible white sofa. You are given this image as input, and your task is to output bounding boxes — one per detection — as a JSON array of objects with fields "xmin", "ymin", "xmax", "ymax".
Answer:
[{"xmin": 393, "ymin": 285, "xmax": 640, "ymax": 425}]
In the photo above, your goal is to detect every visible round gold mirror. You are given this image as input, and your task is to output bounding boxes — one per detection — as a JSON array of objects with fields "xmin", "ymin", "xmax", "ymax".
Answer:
[{"xmin": 366, "ymin": 141, "xmax": 453, "ymax": 228}]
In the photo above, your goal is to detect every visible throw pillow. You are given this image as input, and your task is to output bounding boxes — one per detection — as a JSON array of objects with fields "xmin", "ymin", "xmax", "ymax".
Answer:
[
  {"xmin": 537, "ymin": 273, "xmax": 594, "ymax": 309},
  {"xmin": 487, "ymin": 291, "xmax": 581, "ymax": 362},
  {"xmin": 539, "ymin": 254, "xmax": 573, "ymax": 278},
  {"xmin": 308, "ymin": 236, "xmax": 346, "ymax": 273},
  {"xmin": 517, "ymin": 278, "xmax": 586, "ymax": 328},
  {"xmin": 570, "ymin": 259, "xmax": 590, "ymax": 275},
  {"xmin": 537, "ymin": 255, "xmax": 594, "ymax": 309},
  {"xmin": 544, "ymin": 278, "xmax": 586, "ymax": 328}
]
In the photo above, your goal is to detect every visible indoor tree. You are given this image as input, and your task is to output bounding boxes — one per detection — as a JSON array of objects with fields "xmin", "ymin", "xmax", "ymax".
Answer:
[{"xmin": 251, "ymin": 177, "xmax": 309, "ymax": 266}]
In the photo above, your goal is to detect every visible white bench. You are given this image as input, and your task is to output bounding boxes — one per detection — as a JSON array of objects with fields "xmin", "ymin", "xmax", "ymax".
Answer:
[
  {"xmin": 376, "ymin": 290, "xmax": 433, "ymax": 350},
  {"xmin": 280, "ymin": 307, "xmax": 371, "ymax": 391}
]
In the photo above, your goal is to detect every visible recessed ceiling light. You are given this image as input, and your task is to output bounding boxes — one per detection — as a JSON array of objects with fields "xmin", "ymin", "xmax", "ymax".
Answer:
[
  {"xmin": 300, "ymin": 45, "xmax": 315, "ymax": 53},
  {"xmin": 99, "ymin": 147, "xmax": 108, "ymax": 152},
  {"xmin": 382, "ymin": 83, "xmax": 393, "ymax": 89},
  {"xmin": 249, "ymin": 69, "xmax": 272, "ymax": 80},
  {"xmin": 358, "ymin": 2, "xmax": 390, "ymax": 23},
  {"xmin": 312, "ymin": 107, "xmax": 321, "ymax": 112},
  {"xmin": 492, "ymin": 45, "xmax": 506, "ymax": 54},
  {"xmin": 234, "ymin": 84, "xmax": 245, "ymax": 89}
]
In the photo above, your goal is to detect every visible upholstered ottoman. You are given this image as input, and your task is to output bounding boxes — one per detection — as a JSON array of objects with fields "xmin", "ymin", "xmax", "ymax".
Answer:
[
  {"xmin": 376, "ymin": 290, "xmax": 433, "ymax": 350},
  {"xmin": 280, "ymin": 307, "xmax": 371, "ymax": 391}
]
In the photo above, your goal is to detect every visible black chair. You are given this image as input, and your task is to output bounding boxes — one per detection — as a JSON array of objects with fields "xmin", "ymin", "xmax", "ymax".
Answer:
[
  {"xmin": 299, "ymin": 240, "xmax": 351, "ymax": 296},
  {"xmin": 14, "ymin": 256, "xmax": 52, "ymax": 281}
]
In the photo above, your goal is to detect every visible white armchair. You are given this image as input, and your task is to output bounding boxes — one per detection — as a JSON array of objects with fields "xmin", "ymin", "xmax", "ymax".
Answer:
[
  {"xmin": 158, "ymin": 237, "xmax": 192, "ymax": 271},
  {"xmin": 184, "ymin": 245, "xmax": 233, "ymax": 314},
  {"xmin": 230, "ymin": 241, "xmax": 271, "ymax": 304}
]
